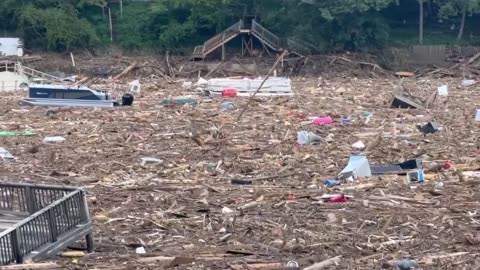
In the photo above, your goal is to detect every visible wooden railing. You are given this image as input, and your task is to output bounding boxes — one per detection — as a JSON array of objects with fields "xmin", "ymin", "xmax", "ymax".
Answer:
[
  {"xmin": 0, "ymin": 183, "xmax": 92, "ymax": 264},
  {"xmin": 251, "ymin": 20, "xmax": 280, "ymax": 50},
  {"xmin": 16, "ymin": 63, "xmax": 63, "ymax": 82},
  {"xmin": 287, "ymin": 38, "xmax": 311, "ymax": 56},
  {"xmin": 202, "ymin": 20, "xmax": 243, "ymax": 55},
  {"xmin": 0, "ymin": 61, "xmax": 63, "ymax": 82},
  {"xmin": 193, "ymin": 45, "xmax": 205, "ymax": 56}
]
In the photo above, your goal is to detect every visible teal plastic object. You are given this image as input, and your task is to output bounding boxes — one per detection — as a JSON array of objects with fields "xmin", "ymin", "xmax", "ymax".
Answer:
[
  {"xmin": 162, "ymin": 97, "xmax": 198, "ymax": 106},
  {"xmin": 0, "ymin": 131, "xmax": 37, "ymax": 137}
]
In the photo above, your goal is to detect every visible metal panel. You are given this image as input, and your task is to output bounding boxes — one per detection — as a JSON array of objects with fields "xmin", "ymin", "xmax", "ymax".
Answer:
[
  {"xmin": 22, "ymin": 98, "xmax": 116, "ymax": 108},
  {"xmin": 207, "ymin": 77, "xmax": 293, "ymax": 95}
]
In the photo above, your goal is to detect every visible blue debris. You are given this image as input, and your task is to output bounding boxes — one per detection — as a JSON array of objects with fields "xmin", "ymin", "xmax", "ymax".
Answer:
[
  {"xmin": 398, "ymin": 260, "xmax": 417, "ymax": 270},
  {"xmin": 324, "ymin": 179, "xmax": 341, "ymax": 187}
]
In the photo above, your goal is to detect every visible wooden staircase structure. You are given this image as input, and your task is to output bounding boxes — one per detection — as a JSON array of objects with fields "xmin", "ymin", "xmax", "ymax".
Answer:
[
  {"xmin": 192, "ymin": 19, "xmax": 314, "ymax": 60},
  {"xmin": 1, "ymin": 61, "xmax": 64, "ymax": 83}
]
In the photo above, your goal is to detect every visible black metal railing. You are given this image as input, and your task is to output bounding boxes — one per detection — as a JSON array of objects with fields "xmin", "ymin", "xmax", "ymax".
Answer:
[
  {"xmin": 251, "ymin": 20, "xmax": 280, "ymax": 50},
  {"xmin": 0, "ymin": 183, "xmax": 92, "ymax": 265},
  {"xmin": 203, "ymin": 20, "xmax": 243, "ymax": 55},
  {"xmin": 287, "ymin": 38, "xmax": 311, "ymax": 56}
]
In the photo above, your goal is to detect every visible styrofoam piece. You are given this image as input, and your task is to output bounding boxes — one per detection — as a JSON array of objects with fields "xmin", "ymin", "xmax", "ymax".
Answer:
[
  {"xmin": 462, "ymin": 80, "xmax": 475, "ymax": 87},
  {"xmin": 352, "ymin": 141, "xmax": 365, "ymax": 150},
  {"xmin": 476, "ymin": 109, "xmax": 480, "ymax": 121},
  {"xmin": 43, "ymin": 136, "xmax": 65, "ymax": 143},
  {"xmin": 136, "ymin": 247, "xmax": 146, "ymax": 254},
  {"xmin": 0, "ymin": 147, "xmax": 15, "ymax": 161},
  {"xmin": 141, "ymin": 157, "xmax": 163, "ymax": 166},
  {"xmin": 437, "ymin": 85, "xmax": 448, "ymax": 96},
  {"xmin": 182, "ymin": 81, "xmax": 193, "ymax": 90}
]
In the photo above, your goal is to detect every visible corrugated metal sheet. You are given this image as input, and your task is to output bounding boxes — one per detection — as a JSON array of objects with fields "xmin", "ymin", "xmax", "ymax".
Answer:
[
  {"xmin": 207, "ymin": 77, "xmax": 293, "ymax": 96},
  {"xmin": 0, "ymin": 38, "xmax": 23, "ymax": 56}
]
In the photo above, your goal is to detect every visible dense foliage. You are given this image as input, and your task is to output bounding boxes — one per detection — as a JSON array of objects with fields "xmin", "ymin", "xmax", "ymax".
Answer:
[{"xmin": 1, "ymin": 0, "xmax": 480, "ymax": 52}]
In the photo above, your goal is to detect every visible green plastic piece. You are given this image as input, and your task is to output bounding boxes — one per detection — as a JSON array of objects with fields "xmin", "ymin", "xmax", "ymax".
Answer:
[
  {"xmin": 162, "ymin": 97, "xmax": 198, "ymax": 106},
  {"xmin": 0, "ymin": 131, "xmax": 37, "ymax": 136}
]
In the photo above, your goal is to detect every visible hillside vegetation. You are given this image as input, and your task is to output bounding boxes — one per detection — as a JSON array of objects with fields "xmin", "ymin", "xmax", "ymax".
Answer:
[{"xmin": 1, "ymin": 0, "xmax": 480, "ymax": 53}]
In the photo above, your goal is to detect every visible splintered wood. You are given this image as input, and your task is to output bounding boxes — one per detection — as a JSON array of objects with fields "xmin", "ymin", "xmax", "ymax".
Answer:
[{"xmin": 1, "ymin": 55, "xmax": 480, "ymax": 269}]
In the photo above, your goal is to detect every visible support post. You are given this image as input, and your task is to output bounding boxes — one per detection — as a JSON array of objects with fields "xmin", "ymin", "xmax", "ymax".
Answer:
[
  {"xmin": 86, "ymin": 234, "xmax": 94, "ymax": 253},
  {"xmin": 47, "ymin": 209, "xmax": 58, "ymax": 242},
  {"xmin": 250, "ymin": 35, "xmax": 253, "ymax": 55},
  {"xmin": 242, "ymin": 36, "xmax": 245, "ymax": 56},
  {"xmin": 25, "ymin": 186, "xmax": 35, "ymax": 214},
  {"xmin": 260, "ymin": 41, "xmax": 272, "ymax": 57},
  {"xmin": 11, "ymin": 230, "xmax": 23, "ymax": 263},
  {"xmin": 222, "ymin": 44, "xmax": 226, "ymax": 62},
  {"xmin": 81, "ymin": 190, "xmax": 94, "ymax": 253}
]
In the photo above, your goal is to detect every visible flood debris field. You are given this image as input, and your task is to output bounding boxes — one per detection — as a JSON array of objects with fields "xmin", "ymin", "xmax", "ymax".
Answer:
[{"xmin": 1, "ymin": 74, "xmax": 480, "ymax": 269}]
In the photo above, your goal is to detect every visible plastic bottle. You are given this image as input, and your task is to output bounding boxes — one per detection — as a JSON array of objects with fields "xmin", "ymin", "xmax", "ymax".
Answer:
[
  {"xmin": 324, "ymin": 179, "xmax": 341, "ymax": 187},
  {"xmin": 297, "ymin": 131, "xmax": 321, "ymax": 145},
  {"xmin": 43, "ymin": 136, "xmax": 66, "ymax": 143},
  {"xmin": 221, "ymin": 101, "xmax": 236, "ymax": 110}
]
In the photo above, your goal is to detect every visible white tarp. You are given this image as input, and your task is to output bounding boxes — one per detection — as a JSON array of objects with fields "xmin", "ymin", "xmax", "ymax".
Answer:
[
  {"xmin": 0, "ymin": 71, "xmax": 28, "ymax": 92},
  {"xmin": 0, "ymin": 38, "xmax": 23, "ymax": 56},
  {"xmin": 207, "ymin": 77, "xmax": 293, "ymax": 96}
]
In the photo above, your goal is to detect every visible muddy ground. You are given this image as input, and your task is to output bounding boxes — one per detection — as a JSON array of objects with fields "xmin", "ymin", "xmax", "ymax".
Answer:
[{"xmin": 1, "ymin": 54, "xmax": 480, "ymax": 269}]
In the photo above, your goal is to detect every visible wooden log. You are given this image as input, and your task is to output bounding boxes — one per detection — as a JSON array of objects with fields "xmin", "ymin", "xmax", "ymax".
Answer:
[
  {"xmin": 304, "ymin": 256, "xmax": 342, "ymax": 270},
  {"xmin": 467, "ymin": 52, "xmax": 480, "ymax": 65},
  {"xmin": 0, "ymin": 263, "xmax": 63, "ymax": 270},
  {"xmin": 113, "ymin": 62, "xmax": 137, "ymax": 80}
]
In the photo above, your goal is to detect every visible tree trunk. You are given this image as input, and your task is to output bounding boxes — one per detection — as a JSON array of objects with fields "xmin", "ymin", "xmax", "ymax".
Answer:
[
  {"xmin": 457, "ymin": 7, "xmax": 466, "ymax": 40},
  {"xmin": 419, "ymin": 0, "xmax": 424, "ymax": 44}
]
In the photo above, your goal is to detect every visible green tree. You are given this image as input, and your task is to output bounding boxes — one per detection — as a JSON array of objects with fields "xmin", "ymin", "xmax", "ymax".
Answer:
[
  {"xmin": 147, "ymin": 0, "xmax": 237, "ymax": 50},
  {"xmin": 19, "ymin": 5, "xmax": 99, "ymax": 50},
  {"xmin": 1, "ymin": 0, "xmax": 105, "ymax": 51},
  {"xmin": 298, "ymin": 0, "xmax": 396, "ymax": 50},
  {"xmin": 437, "ymin": 0, "xmax": 480, "ymax": 40}
]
